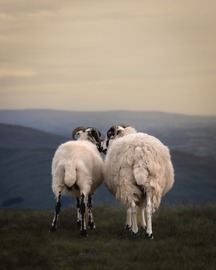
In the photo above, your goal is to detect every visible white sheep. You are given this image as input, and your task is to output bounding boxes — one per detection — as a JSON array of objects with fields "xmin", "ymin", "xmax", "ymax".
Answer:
[
  {"xmin": 50, "ymin": 126, "xmax": 104, "ymax": 236},
  {"xmin": 102, "ymin": 125, "xmax": 174, "ymax": 239}
]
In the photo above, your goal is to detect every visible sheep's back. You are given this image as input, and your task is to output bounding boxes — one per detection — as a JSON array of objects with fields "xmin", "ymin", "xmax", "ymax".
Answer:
[
  {"xmin": 52, "ymin": 140, "xmax": 103, "ymax": 192},
  {"xmin": 104, "ymin": 133, "xmax": 174, "ymax": 198}
]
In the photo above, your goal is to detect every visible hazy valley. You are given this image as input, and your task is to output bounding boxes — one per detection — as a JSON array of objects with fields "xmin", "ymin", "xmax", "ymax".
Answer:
[{"xmin": 0, "ymin": 110, "xmax": 215, "ymax": 209}]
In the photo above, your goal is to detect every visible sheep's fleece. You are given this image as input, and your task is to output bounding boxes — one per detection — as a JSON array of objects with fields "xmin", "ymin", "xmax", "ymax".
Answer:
[
  {"xmin": 52, "ymin": 140, "xmax": 103, "ymax": 198},
  {"xmin": 104, "ymin": 132, "xmax": 174, "ymax": 211}
]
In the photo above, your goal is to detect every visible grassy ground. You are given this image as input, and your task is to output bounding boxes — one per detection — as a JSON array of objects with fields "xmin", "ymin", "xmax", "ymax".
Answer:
[{"xmin": 0, "ymin": 203, "xmax": 216, "ymax": 270}]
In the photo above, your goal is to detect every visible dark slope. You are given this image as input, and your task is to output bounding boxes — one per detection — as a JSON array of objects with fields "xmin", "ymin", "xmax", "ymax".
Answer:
[
  {"xmin": 0, "ymin": 123, "xmax": 215, "ymax": 209},
  {"xmin": 0, "ymin": 109, "xmax": 216, "ymax": 157},
  {"xmin": 0, "ymin": 124, "xmax": 113, "ymax": 209}
]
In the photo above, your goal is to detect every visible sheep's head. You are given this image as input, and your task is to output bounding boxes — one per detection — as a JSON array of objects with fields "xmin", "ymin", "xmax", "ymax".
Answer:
[
  {"xmin": 72, "ymin": 126, "xmax": 103, "ymax": 152},
  {"xmin": 102, "ymin": 124, "xmax": 136, "ymax": 154}
]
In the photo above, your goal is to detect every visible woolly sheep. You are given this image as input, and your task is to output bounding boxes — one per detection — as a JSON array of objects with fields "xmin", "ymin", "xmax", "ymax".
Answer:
[
  {"xmin": 102, "ymin": 125, "xmax": 174, "ymax": 239},
  {"xmin": 50, "ymin": 126, "xmax": 104, "ymax": 237}
]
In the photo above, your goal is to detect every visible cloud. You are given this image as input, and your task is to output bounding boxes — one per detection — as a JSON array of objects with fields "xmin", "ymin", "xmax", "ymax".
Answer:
[
  {"xmin": 0, "ymin": 0, "xmax": 215, "ymax": 115},
  {"xmin": 0, "ymin": 67, "xmax": 36, "ymax": 78},
  {"xmin": 0, "ymin": 0, "xmax": 62, "ymax": 15}
]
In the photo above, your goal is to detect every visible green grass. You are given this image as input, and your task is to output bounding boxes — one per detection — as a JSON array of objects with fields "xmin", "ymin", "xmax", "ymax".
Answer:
[{"xmin": 0, "ymin": 204, "xmax": 216, "ymax": 270}]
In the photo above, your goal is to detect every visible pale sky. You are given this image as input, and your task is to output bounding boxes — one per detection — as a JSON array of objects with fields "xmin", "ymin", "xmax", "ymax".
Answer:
[{"xmin": 0, "ymin": 0, "xmax": 216, "ymax": 115}]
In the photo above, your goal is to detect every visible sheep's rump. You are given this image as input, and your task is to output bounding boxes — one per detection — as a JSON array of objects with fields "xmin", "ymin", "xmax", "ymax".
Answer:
[
  {"xmin": 104, "ymin": 133, "xmax": 174, "ymax": 209},
  {"xmin": 52, "ymin": 140, "xmax": 104, "ymax": 197}
]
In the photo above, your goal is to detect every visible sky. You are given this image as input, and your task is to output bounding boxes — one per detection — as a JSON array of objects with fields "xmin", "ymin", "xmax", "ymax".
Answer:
[{"xmin": 0, "ymin": 0, "xmax": 216, "ymax": 115}]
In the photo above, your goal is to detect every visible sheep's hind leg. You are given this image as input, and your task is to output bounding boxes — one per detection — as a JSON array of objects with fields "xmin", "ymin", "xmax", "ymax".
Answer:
[
  {"xmin": 125, "ymin": 206, "xmax": 132, "ymax": 230},
  {"xmin": 50, "ymin": 192, "xmax": 62, "ymax": 232},
  {"xmin": 87, "ymin": 195, "xmax": 96, "ymax": 229},
  {"xmin": 140, "ymin": 206, "xmax": 147, "ymax": 231},
  {"xmin": 145, "ymin": 193, "xmax": 154, "ymax": 240},
  {"xmin": 76, "ymin": 197, "xmax": 82, "ymax": 229},
  {"xmin": 80, "ymin": 193, "xmax": 88, "ymax": 237},
  {"xmin": 131, "ymin": 201, "xmax": 139, "ymax": 235}
]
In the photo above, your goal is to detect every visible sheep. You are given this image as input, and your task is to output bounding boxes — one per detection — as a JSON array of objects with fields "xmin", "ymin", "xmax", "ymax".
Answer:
[
  {"xmin": 102, "ymin": 125, "xmax": 174, "ymax": 239},
  {"xmin": 50, "ymin": 126, "xmax": 104, "ymax": 237}
]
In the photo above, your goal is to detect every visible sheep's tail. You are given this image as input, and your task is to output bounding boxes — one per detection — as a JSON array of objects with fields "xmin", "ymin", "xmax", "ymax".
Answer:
[
  {"xmin": 52, "ymin": 162, "xmax": 77, "ymax": 198},
  {"xmin": 133, "ymin": 164, "xmax": 162, "ymax": 212},
  {"xmin": 65, "ymin": 161, "xmax": 91, "ymax": 196},
  {"xmin": 64, "ymin": 163, "xmax": 77, "ymax": 188}
]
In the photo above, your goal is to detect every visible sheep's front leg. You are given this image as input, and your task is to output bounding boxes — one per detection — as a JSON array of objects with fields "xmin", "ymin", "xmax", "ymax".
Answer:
[
  {"xmin": 131, "ymin": 201, "xmax": 138, "ymax": 235},
  {"xmin": 145, "ymin": 193, "xmax": 154, "ymax": 239},
  {"xmin": 80, "ymin": 193, "xmax": 88, "ymax": 237},
  {"xmin": 87, "ymin": 195, "xmax": 96, "ymax": 229},
  {"xmin": 50, "ymin": 192, "xmax": 62, "ymax": 232}
]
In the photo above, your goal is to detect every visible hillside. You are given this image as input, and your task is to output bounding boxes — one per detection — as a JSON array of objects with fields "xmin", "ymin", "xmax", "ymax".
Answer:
[
  {"xmin": 0, "ymin": 124, "xmax": 114, "ymax": 209},
  {"xmin": 0, "ymin": 123, "xmax": 68, "ymax": 149},
  {"xmin": 0, "ymin": 123, "xmax": 215, "ymax": 209},
  {"xmin": 0, "ymin": 109, "xmax": 216, "ymax": 157},
  {"xmin": 1, "ymin": 110, "xmax": 216, "ymax": 134}
]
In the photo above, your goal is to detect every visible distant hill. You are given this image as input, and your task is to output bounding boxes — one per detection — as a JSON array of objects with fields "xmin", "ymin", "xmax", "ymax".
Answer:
[
  {"xmin": 0, "ymin": 109, "xmax": 216, "ymax": 157},
  {"xmin": 0, "ymin": 123, "xmax": 215, "ymax": 209},
  {"xmin": 0, "ymin": 123, "xmax": 68, "ymax": 149},
  {"xmin": 0, "ymin": 124, "xmax": 114, "ymax": 209},
  {"xmin": 0, "ymin": 109, "xmax": 216, "ymax": 135},
  {"xmin": 167, "ymin": 151, "xmax": 216, "ymax": 204}
]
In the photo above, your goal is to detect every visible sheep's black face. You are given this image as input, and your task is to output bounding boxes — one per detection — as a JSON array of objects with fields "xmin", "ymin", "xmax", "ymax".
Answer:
[
  {"xmin": 101, "ymin": 126, "xmax": 115, "ymax": 154},
  {"xmin": 102, "ymin": 125, "xmax": 127, "ymax": 154},
  {"xmin": 86, "ymin": 127, "xmax": 103, "ymax": 152},
  {"xmin": 107, "ymin": 125, "xmax": 128, "ymax": 139},
  {"xmin": 107, "ymin": 126, "xmax": 116, "ymax": 139},
  {"xmin": 90, "ymin": 128, "xmax": 101, "ymax": 143}
]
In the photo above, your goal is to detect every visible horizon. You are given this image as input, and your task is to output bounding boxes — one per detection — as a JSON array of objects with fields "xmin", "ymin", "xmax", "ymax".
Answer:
[{"xmin": 0, "ymin": 108, "xmax": 216, "ymax": 118}]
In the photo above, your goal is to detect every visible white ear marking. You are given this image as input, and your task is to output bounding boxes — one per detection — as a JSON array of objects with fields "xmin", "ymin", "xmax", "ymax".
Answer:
[{"xmin": 117, "ymin": 126, "xmax": 125, "ymax": 131}]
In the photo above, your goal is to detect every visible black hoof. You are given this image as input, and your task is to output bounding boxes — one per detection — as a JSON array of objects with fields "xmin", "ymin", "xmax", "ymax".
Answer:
[
  {"xmin": 145, "ymin": 232, "xmax": 154, "ymax": 240},
  {"xmin": 141, "ymin": 225, "xmax": 147, "ymax": 231},
  {"xmin": 131, "ymin": 231, "xmax": 139, "ymax": 236},
  {"xmin": 80, "ymin": 229, "xmax": 88, "ymax": 237},
  {"xmin": 50, "ymin": 226, "xmax": 57, "ymax": 233},
  {"xmin": 125, "ymin": 224, "xmax": 131, "ymax": 230},
  {"xmin": 88, "ymin": 221, "xmax": 96, "ymax": 229}
]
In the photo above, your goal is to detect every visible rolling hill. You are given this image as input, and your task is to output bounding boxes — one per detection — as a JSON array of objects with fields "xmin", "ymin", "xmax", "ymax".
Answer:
[
  {"xmin": 0, "ymin": 109, "xmax": 216, "ymax": 157},
  {"xmin": 0, "ymin": 122, "xmax": 215, "ymax": 209},
  {"xmin": 0, "ymin": 123, "xmax": 115, "ymax": 209}
]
